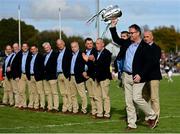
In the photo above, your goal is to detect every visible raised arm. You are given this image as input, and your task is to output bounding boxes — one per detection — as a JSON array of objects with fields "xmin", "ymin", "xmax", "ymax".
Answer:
[{"xmin": 109, "ymin": 19, "xmax": 129, "ymax": 47}]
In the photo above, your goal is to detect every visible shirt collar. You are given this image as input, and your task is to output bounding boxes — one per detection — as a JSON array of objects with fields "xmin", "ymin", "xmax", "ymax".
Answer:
[
  {"xmin": 46, "ymin": 50, "xmax": 52, "ymax": 55},
  {"xmin": 132, "ymin": 39, "xmax": 141, "ymax": 46},
  {"xmin": 32, "ymin": 52, "xmax": 38, "ymax": 56},
  {"xmin": 7, "ymin": 53, "xmax": 13, "ymax": 56},
  {"xmin": 73, "ymin": 50, "xmax": 79, "ymax": 55},
  {"xmin": 98, "ymin": 48, "xmax": 104, "ymax": 53},
  {"xmin": 23, "ymin": 51, "xmax": 29, "ymax": 55},
  {"xmin": 149, "ymin": 42, "xmax": 153, "ymax": 46},
  {"xmin": 86, "ymin": 49, "xmax": 92, "ymax": 53},
  {"xmin": 59, "ymin": 47, "xmax": 66, "ymax": 53}
]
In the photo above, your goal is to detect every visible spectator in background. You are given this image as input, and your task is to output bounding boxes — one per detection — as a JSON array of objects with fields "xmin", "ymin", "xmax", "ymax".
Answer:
[{"xmin": 113, "ymin": 31, "xmax": 129, "ymax": 86}]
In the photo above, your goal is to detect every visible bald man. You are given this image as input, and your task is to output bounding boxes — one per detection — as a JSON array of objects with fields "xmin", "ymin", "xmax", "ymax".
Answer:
[
  {"xmin": 56, "ymin": 39, "xmax": 72, "ymax": 113},
  {"xmin": 143, "ymin": 31, "xmax": 162, "ymax": 121},
  {"xmin": 69, "ymin": 41, "xmax": 87, "ymax": 114}
]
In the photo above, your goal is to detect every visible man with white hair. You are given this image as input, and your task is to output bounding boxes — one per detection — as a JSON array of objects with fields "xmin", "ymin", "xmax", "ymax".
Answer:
[{"xmin": 43, "ymin": 42, "xmax": 59, "ymax": 112}]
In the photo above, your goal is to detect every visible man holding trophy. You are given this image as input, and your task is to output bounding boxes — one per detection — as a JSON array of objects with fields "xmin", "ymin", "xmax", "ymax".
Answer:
[{"xmin": 109, "ymin": 18, "xmax": 158, "ymax": 129}]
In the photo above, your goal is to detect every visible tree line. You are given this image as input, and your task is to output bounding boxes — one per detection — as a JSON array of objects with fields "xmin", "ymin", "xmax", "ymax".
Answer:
[{"xmin": 0, "ymin": 18, "xmax": 179, "ymax": 52}]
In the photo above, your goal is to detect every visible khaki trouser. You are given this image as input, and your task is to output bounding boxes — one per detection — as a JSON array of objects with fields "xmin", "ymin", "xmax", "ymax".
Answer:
[
  {"xmin": 85, "ymin": 78, "xmax": 97, "ymax": 115},
  {"xmin": 143, "ymin": 80, "xmax": 160, "ymax": 119},
  {"xmin": 18, "ymin": 74, "xmax": 29, "ymax": 108},
  {"xmin": 123, "ymin": 72, "xmax": 156, "ymax": 128},
  {"xmin": 3, "ymin": 77, "xmax": 14, "ymax": 105},
  {"xmin": 69, "ymin": 76, "xmax": 87, "ymax": 113},
  {"xmin": 94, "ymin": 79, "xmax": 110, "ymax": 117},
  {"xmin": 28, "ymin": 76, "xmax": 45, "ymax": 109},
  {"xmin": 11, "ymin": 79, "xmax": 20, "ymax": 107},
  {"xmin": 43, "ymin": 79, "xmax": 59, "ymax": 110},
  {"xmin": 57, "ymin": 74, "xmax": 72, "ymax": 112}
]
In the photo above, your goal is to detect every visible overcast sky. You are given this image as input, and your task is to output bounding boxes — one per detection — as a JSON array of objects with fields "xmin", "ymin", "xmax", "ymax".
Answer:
[{"xmin": 0, "ymin": 0, "xmax": 180, "ymax": 40}]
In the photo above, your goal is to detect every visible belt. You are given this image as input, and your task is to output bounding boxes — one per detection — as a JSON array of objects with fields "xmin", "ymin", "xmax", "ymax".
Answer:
[
  {"xmin": 57, "ymin": 72, "xmax": 63, "ymax": 75},
  {"xmin": 124, "ymin": 71, "xmax": 132, "ymax": 75},
  {"xmin": 30, "ymin": 74, "xmax": 34, "ymax": 76},
  {"xmin": 71, "ymin": 74, "xmax": 75, "ymax": 76}
]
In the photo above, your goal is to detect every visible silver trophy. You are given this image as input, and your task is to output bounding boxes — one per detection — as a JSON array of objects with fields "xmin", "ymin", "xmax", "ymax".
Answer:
[{"xmin": 87, "ymin": 5, "xmax": 122, "ymax": 37}]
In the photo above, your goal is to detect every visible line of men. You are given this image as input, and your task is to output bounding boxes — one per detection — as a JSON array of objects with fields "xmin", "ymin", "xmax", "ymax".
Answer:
[
  {"xmin": 110, "ymin": 19, "xmax": 162, "ymax": 130},
  {"xmin": 2, "ymin": 38, "xmax": 112, "ymax": 119}
]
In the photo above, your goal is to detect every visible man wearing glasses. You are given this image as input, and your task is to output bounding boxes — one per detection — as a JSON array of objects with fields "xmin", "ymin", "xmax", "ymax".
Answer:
[{"xmin": 109, "ymin": 19, "xmax": 158, "ymax": 130}]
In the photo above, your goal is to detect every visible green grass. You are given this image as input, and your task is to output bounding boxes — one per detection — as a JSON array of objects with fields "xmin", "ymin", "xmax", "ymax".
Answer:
[{"xmin": 0, "ymin": 76, "xmax": 180, "ymax": 133}]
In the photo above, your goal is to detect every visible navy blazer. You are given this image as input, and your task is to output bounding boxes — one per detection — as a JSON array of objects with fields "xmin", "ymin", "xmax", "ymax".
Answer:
[
  {"xmin": 147, "ymin": 43, "xmax": 162, "ymax": 80},
  {"xmin": 43, "ymin": 51, "xmax": 58, "ymax": 80},
  {"xmin": 2, "ymin": 54, "xmax": 14, "ymax": 79},
  {"xmin": 84, "ymin": 48, "xmax": 97, "ymax": 80},
  {"xmin": 26, "ymin": 53, "xmax": 44, "ymax": 81},
  {"xmin": 11, "ymin": 51, "xmax": 32, "ymax": 79},
  {"xmin": 57, "ymin": 48, "xmax": 72, "ymax": 79},
  {"xmin": 94, "ymin": 48, "xmax": 112, "ymax": 82},
  {"xmin": 110, "ymin": 27, "xmax": 152, "ymax": 82},
  {"xmin": 70, "ymin": 50, "xmax": 86, "ymax": 84}
]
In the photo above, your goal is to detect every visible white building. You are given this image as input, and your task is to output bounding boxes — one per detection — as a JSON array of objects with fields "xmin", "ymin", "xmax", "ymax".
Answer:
[{"xmin": 105, "ymin": 42, "xmax": 120, "ymax": 57}]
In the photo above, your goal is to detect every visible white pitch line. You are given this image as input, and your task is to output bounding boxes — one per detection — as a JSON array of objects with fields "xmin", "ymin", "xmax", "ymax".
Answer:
[
  {"xmin": 0, "ymin": 120, "xmax": 119, "ymax": 130},
  {"xmin": 159, "ymin": 115, "xmax": 180, "ymax": 119},
  {"xmin": 0, "ymin": 115, "xmax": 180, "ymax": 130}
]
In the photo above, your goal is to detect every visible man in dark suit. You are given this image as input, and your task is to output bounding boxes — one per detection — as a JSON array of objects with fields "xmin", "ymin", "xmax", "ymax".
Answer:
[
  {"xmin": 26, "ymin": 45, "xmax": 45, "ymax": 110},
  {"xmin": 10, "ymin": 43, "xmax": 21, "ymax": 108},
  {"xmin": 82, "ymin": 37, "xmax": 97, "ymax": 116},
  {"xmin": 15, "ymin": 43, "xmax": 32, "ymax": 109},
  {"xmin": 43, "ymin": 42, "xmax": 59, "ymax": 112},
  {"xmin": 56, "ymin": 39, "xmax": 72, "ymax": 113},
  {"xmin": 109, "ymin": 19, "xmax": 158, "ymax": 129},
  {"xmin": 69, "ymin": 41, "xmax": 87, "ymax": 114},
  {"xmin": 90, "ymin": 38, "xmax": 112, "ymax": 119},
  {"xmin": 2, "ymin": 45, "xmax": 14, "ymax": 106},
  {"xmin": 143, "ymin": 31, "xmax": 162, "ymax": 121}
]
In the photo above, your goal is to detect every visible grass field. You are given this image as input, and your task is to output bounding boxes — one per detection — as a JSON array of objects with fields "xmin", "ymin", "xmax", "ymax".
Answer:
[{"xmin": 0, "ymin": 76, "xmax": 180, "ymax": 133}]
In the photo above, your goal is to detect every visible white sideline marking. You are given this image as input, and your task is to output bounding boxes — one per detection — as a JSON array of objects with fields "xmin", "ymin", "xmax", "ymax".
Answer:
[
  {"xmin": 160, "ymin": 115, "xmax": 180, "ymax": 119},
  {"xmin": 0, "ymin": 120, "xmax": 119, "ymax": 130},
  {"xmin": 0, "ymin": 115, "xmax": 180, "ymax": 130}
]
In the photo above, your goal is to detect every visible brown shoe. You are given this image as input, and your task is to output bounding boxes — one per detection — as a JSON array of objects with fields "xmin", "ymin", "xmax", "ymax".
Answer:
[
  {"xmin": 148, "ymin": 116, "xmax": 158, "ymax": 129},
  {"xmin": 104, "ymin": 115, "xmax": 111, "ymax": 119},
  {"xmin": 38, "ymin": 108, "xmax": 46, "ymax": 112},
  {"xmin": 95, "ymin": 115, "xmax": 104, "ymax": 119},
  {"xmin": 51, "ymin": 109, "xmax": 59, "ymax": 113},
  {"xmin": 125, "ymin": 126, "xmax": 136, "ymax": 131},
  {"xmin": 80, "ymin": 111, "xmax": 88, "ymax": 115}
]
